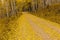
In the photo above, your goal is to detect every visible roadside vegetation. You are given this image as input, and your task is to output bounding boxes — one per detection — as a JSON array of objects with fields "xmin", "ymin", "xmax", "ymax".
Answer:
[{"xmin": 32, "ymin": 4, "xmax": 60, "ymax": 24}]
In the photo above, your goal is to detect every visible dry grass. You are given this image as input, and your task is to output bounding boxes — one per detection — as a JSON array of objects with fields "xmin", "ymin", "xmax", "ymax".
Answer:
[{"xmin": 31, "ymin": 4, "xmax": 60, "ymax": 24}]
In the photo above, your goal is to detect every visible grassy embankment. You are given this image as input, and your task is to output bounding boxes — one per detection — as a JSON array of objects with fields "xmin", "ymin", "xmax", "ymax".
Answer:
[{"xmin": 31, "ymin": 4, "xmax": 60, "ymax": 24}]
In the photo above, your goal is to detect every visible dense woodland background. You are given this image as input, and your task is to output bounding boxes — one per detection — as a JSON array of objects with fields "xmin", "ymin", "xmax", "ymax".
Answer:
[{"xmin": 0, "ymin": 0, "xmax": 60, "ymax": 24}]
